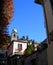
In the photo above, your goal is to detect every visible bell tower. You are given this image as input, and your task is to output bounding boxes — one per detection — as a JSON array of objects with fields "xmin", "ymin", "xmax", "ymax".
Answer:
[{"xmin": 11, "ymin": 29, "xmax": 18, "ymax": 41}]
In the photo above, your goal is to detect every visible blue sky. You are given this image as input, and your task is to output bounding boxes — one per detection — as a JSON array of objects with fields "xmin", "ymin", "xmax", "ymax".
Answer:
[{"xmin": 8, "ymin": 0, "xmax": 47, "ymax": 42}]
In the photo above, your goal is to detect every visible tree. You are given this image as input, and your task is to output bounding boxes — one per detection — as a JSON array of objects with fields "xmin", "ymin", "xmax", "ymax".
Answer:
[
  {"xmin": 24, "ymin": 41, "xmax": 34, "ymax": 55},
  {"xmin": 0, "ymin": 0, "xmax": 13, "ymax": 47}
]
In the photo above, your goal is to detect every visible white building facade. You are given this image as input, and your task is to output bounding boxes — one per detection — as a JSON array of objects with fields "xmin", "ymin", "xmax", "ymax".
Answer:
[
  {"xmin": 7, "ymin": 40, "xmax": 28, "ymax": 56},
  {"xmin": 7, "ymin": 29, "xmax": 38, "ymax": 56}
]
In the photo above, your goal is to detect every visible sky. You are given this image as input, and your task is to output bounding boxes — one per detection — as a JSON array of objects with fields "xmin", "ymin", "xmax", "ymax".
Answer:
[{"xmin": 8, "ymin": 0, "xmax": 47, "ymax": 42}]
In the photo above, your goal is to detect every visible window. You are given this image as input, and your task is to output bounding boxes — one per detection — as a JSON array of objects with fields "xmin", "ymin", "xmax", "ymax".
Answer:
[
  {"xmin": 18, "ymin": 44, "xmax": 22, "ymax": 50},
  {"xmin": 50, "ymin": 0, "xmax": 53, "ymax": 11},
  {"xmin": 14, "ymin": 34, "xmax": 16, "ymax": 37}
]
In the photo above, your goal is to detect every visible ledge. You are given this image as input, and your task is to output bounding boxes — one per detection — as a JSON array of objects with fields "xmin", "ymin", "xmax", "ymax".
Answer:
[{"xmin": 34, "ymin": 0, "xmax": 43, "ymax": 5}]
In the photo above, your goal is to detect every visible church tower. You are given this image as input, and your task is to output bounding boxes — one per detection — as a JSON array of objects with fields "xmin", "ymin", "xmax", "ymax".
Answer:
[{"xmin": 11, "ymin": 29, "xmax": 18, "ymax": 41}]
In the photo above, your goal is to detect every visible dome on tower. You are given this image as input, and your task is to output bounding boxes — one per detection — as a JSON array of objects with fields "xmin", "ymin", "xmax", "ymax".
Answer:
[{"xmin": 12, "ymin": 28, "xmax": 17, "ymax": 33}]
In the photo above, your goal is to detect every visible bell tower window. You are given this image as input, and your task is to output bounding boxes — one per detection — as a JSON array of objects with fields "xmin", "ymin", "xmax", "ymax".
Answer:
[{"xmin": 14, "ymin": 34, "xmax": 16, "ymax": 37}]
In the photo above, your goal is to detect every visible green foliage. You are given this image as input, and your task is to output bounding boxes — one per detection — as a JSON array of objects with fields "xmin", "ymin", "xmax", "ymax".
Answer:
[{"xmin": 25, "ymin": 41, "xmax": 34, "ymax": 55}]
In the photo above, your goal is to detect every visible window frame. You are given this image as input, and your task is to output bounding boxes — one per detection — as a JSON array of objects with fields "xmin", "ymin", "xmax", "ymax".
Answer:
[{"xmin": 18, "ymin": 44, "xmax": 22, "ymax": 50}]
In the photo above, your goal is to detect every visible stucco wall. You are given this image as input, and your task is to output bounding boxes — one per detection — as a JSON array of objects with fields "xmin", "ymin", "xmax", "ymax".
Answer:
[
  {"xmin": 13, "ymin": 41, "xmax": 27, "ymax": 55},
  {"xmin": 43, "ymin": 0, "xmax": 53, "ymax": 33},
  {"xmin": 47, "ymin": 43, "xmax": 53, "ymax": 65}
]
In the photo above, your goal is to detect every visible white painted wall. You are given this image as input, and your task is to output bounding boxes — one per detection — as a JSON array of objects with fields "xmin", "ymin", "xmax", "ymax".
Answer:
[
  {"xmin": 13, "ymin": 41, "xmax": 27, "ymax": 55},
  {"xmin": 8, "ymin": 41, "xmax": 38, "ymax": 56},
  {"xmin": 34, "ymin": 44, "xmax": 38, "ymax": 51}
]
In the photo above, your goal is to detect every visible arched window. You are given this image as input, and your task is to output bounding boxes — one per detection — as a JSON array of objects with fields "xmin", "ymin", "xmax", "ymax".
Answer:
[{"xmin": 14, "ymin": 34, "xmax": 16, "ymax": 37}]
